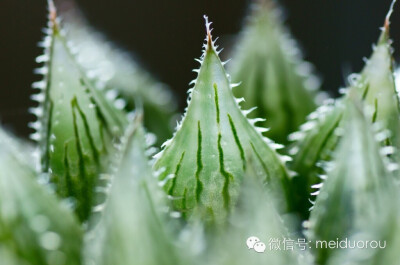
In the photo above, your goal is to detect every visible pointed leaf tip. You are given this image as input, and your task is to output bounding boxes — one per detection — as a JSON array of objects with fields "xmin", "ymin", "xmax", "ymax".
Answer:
[
  {"xmin": 203, "ymin": 15, "xmax": 214, "ymax": 51},
  {"xmin": 229, "ymin": 1, "xmax": 322, "ymax": 144},
  {"xmin": 384, "ymin": 0, "xmax": 397, "ymax": 33},
  {"xmin": 47, "ymin": 0, "xmax": 57, "ymax": 25}
]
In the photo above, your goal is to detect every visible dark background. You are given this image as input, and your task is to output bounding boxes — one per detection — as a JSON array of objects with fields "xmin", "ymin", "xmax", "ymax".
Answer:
[{"xmin": 0, "ymin": 0, "xmax": 399, "ymax": 138}]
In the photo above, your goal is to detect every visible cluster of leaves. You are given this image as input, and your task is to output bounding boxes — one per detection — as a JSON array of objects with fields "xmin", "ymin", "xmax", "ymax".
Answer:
[{"xmin": 1, "ymin": 0, "xmax": 400, "ymax": 264}]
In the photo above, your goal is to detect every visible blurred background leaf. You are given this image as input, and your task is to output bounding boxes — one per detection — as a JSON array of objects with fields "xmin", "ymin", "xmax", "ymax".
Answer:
[{"xmin": 0, "ymin": 125, "xmax": 83, "ymax": 265}]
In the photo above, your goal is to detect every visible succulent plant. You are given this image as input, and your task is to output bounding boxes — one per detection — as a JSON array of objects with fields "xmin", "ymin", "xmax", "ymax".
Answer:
[
  {"xmin": 288, "ymin": 3, "xmax": 400, "ymax": 218},
  {"xmin": 153, "ymin": 16, "xmax": 294, "ymax": 224},
  {"xmin": 58, "ymin": 2, "xmax": 178, "ymax": 146},
  {"xmin": 1, "ymin": 0, "xmax": 400, "ymax": 265},
  {"xmin": 306, "ymin": 98, "xmax": 399, "ymax": 264},
  {"xmin": 229, "ymin": 0, "xmax": 325, "ymax": 145},
  {"xmin": 30, "ymin": 3, "xmax": 128, "ymax": 223}
]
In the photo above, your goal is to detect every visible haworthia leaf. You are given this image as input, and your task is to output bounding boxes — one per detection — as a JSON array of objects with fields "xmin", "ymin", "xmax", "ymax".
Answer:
[
  {"xmin": 348, "ymin": 18, "xmax": 400, "ymax": 150},
  {"xmin": 289, "ymin": 99, "xmax": 343, "ymax": 218},
  {"xmin": 85, "ymin": 116, "xmax": 180, "ymax": 265},
  {"xmin": 59, "ymin": 3, "xmax": 177, "ymax": 146},
  {"xmin": 0, "ymin": 129, "xmax": 83, "ymax": 265},
  {"xmin": 30, "ymin": 3, "xmax": 128, "ymax": 222},
  {"xmin": 207, "ymin": 173, "xmax": 310, "ymax": 265},
  {"xmin": 307, "ymin": 100, "xmax": 398, "ymax": 265},
  {"xmin": 229, "ymin": 0, "xmax": 324, "ymax": 144},
  {"xmin": 154, "ymin": 17, "xmax": 293, "ymax": 224},
  {"xmin": 289, "ymin": 12, "xmax": 400, "ymax": 218}
]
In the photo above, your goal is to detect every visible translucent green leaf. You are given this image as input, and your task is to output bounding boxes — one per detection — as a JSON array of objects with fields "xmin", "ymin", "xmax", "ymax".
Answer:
[
  {"xmin": 30, "ymin": 3, "xmax": 128, "ymax": 222},
  {"xmin": 206, "ymin": 173, "xmax": 310, "ymax": 265},
  {"xmin": 307, "ymin": 100, "xmax": 398, "ymax": 265},
  {"xmin": 0, "ymin": 129, "xmax": 83, "ymax": 265},
  {"xmin": 229, "ymin": 0, "xmax": 324, "ymax": 144},
  {"xmin": 85, "ymin": 116, "xmax": 180, "ymax": 265},
  {"xmin": 289, "ymin": 99, "xmax": 343, "ymax": 218},
  {"xmin": 349, "ymin": 22, "xmax": 400, "ymax": 150},
  {"xmin": 59, "ymin": 4, "xmax": 177, "ymax": 146},
  {"xmin": 154, "ymin": 17, "xmax": 294, "ymax": 224},
  {"xmin": 289, "ymin": 11, "xmax": 400, "ymax": 217}
]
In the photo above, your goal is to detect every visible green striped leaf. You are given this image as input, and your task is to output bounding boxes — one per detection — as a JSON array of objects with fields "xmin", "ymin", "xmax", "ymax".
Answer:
[
  {"xmin": 229, "ymin": 0, "xmax": 323, "ymax": 144},
  {"xmin": 60, "ymin": 4, "xmax": 177, "ymax": 146},
  {"xmin": 289, "ymin": 10, "xmax": 400, "ymax": 218},
  {"xmin": 289, "ymin": 99, "xmax": 343, "ymax": 218},
  {"xmin": 307, "ymin": 99, "xmax": 398, "ymax": 265},
  {"xmin": 348, "ymin": 18, "xmax": 400, "ymax": 150},
  {"xmin": 154, "ymin": 17, "xmax": 293, "ymax": 224},
  {"xmin": 30, "ymin": 3, "xmax": 128, "ymax": 222}
]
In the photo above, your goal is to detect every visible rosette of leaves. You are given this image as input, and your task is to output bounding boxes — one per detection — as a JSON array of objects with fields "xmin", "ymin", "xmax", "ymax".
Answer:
[
  {"xmin": 154, "ymin": 17, "xmax": 294, "ymax": 224},
  {"xmin": 289, "ymin": 3, "xmax": 400, "ymax": 218},
  {"xmin": 3, "ymin": 0, "xmax": 400, "ymax": 264},
  {"xmin": 0, "ymin": 125, "xmax": 83, "ymax": 265},
  {"xmin": 229, "ymin": 0, "xmax": 323, "ymax": 144},
  {"xmin": 30, "ymin": 2, "xmax": 128, "ymax": 223},
  {"xmin": 57, "ymin": 1, "xmax": 177, "ymax": 146},
  {"xmin": 306, "ymin": 99, "xmax": 399, "ymax": 265}
]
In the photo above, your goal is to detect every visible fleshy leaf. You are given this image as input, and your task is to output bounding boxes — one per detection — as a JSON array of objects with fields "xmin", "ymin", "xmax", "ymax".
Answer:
[
  {"xmin": 289, "ymin": 9, "xmax": 400, "ymax": 218},
  {"xmin": 85, "ymin": 116, "xmax": 180, "ymax": 265},
  {"xmin": 289, "ymin": 99, "xmax": 343, "ymax": 218},
  {"xmin": 307, "ymin": 100, "xmax": 398, "ymax": 265},
  {"xmin": 206, "ymin": 172, "xmax": 310, "ymax": 265},
  {"xmin": 154, "ymin": 17, "xmax": 293, "ymax": 224},
  {"xmin": 349, "ymin": 15, "xmax": 400, "ymax": 149},
  {"xmin": 0, "ymin": 128, "xmax": 83, "ymax": 265},
  {"xmin": 229, "ymin": 0, "xmax": 323, "ymax": 144},
  {"xmin": 59, "ymin": 3, "xmax": 177, "ymax": 146},
  {"xmin": 30, "ymin": 2, "xmax": 128, "ymax": 222}
]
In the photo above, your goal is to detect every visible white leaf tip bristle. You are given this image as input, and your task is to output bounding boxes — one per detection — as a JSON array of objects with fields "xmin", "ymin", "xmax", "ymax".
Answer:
[
  {"xmin": 385, "ymin": 0, "xmax": 397, "ymax": 31},
  {"xmin": 204, "ymin": 15, "xmax": 215, "ymax": 51},
  {"xmin": 92, "ymin": 203, "xmax": 106, "ymax": 213},
  {"xmin": 311, "ymin": 183, "xmax": 323, "ymax": 189},
  {"xmin": 47, "ymin": 0, "xmax": 57, "ymax": 26},
  {"xmin": 222, "ymin": 58, "xmax": 231, "ymax": 66},
  {"xmin": 311, "ymin": 190, "xmax": 320, "ymax": 196},
  {"xmin": 386, "ymin": 0, "xmax": 397, "ymax": 22}
]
